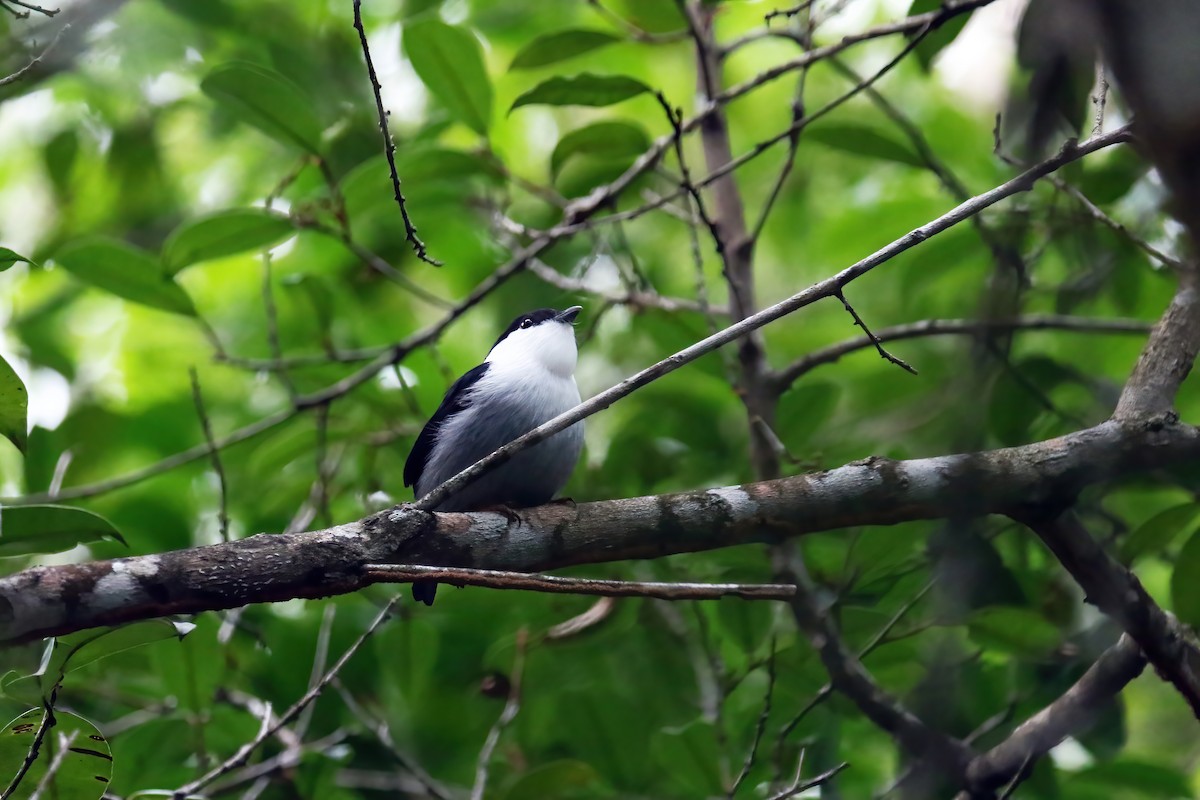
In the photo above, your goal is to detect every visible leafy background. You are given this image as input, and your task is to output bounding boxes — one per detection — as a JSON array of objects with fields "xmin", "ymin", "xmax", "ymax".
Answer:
[{"xmin": 0, "ymin": 0, "xmax": 1197, "ymax": 797}]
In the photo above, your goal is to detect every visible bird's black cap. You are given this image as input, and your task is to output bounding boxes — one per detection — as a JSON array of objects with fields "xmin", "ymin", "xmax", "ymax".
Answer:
[{"xmin": 493, "ymin": 306, "xmax": 581, "ymax": 348}]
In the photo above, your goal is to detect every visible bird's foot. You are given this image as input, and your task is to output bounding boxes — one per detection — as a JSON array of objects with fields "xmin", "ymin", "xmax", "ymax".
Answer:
[
  {"xmin": 479, "ymin": 504, "xmax": 523, "ymax": 527},
  {"xmin": 547, "ymin": 497, "xmax": 577, "ymax": 510}
]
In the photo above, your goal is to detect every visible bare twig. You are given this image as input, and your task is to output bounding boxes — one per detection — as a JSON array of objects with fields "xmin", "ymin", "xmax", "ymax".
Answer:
[
  {"xmin": 297, "ymin": 219, "xmax": 453, "ymax": 307},
  {"xmin": 1, "ymin": 703, "xmax": 56, "ymax": 800},
  {"xmin": 834, "ymin": 290, "xmax": 919, "ymax": 376},
  {"xmin": 729, "ymin": 639, "xmax": 777, "ymax": 797},
  {"xmin": 774, "ymin": 314, "xmax": 1150, "ymax": 390},
  {"xmin": 766, "ymin": 761, "xmax": 850, "ymax": 800},
  {"xmin": 764, "ymin": 0, "xmax": 817, "ymax": 25},
  {"xmin": 545, "ymin": 596, "xmax": 618, "ymax": 640},
  {"xmin": 364, "ymin": 564, "xmax": 798, "ymax": 601},
  {"xmin": 525, "ymin": 256, "xmax": 722, "ymax": 315},
  {"xmin": 27, "ymin": 730, "xmax": 77, "ymax": 800},
  {"xmin": 750, "ymin": 68, "xmax": 808, "ymax": 242},
  {"xmin": 548, "ymin": 10, "xmax": 943, "ymax": 251},
  {"xmin": 1047, "ymin": 177, "xmax": 1185, "ymax": 271},
  {"xmin": 332, "ymin": 679, "xmax": 455, "ymax": 800},
  {"xmin": 471, "ymin": 628, "xmax": 528, "ymax": 800},
  {"xmin": 584, "ymin": 0, "xmax": 687, "ymax": 43},
  {"xmin": 654, "ymin": 90, "xmax": 726, "ymax": 256},
  {"xmin": 261, "ymin": 252, "xmax": 297, "ymax": 401},
  {"xmin": 190, "ymin": 368, "xmax": 230, "ymax": 543},
  {"xmin": 0, "ymin": 22, "xmax": 68, "ymax": 86},
  {"xmin": 0, "ymin": 0, "xmax": 58, "ymax": 18},
  {"xmin": 351, "ymin": 0, "xmax": 440, "ymax": 266},
  {"xmin": 207, "ymin": 729, "xmax": 348, "ymax": 797},
  {"xmin": 295, "ymin": 603, "xmax": 336, "ymax": 738},
  {"xmin": 171, "ymin": 598, "xmax": 398, "ymax": 797}
]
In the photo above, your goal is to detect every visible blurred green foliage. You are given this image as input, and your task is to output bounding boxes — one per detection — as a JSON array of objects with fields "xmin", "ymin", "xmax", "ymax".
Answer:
[{"xmin": 0, "ymin": 0, "xmax": 1197, "ymax": 797}]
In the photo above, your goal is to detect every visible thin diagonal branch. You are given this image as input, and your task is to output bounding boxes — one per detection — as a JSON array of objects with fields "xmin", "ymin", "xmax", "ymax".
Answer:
[
  {"xmin": 963, "ymin": 634, "xmax": 1146, "ymax": 796},
  {"xmin": 1020, "ymin": 510, "xmax": 1200, "ymax": 719},
  {"xmin": 471, "ymin": 628, "xmax": 528, "ymax": 800},
  {"xmin": 1113, "ymin": 269, "xmax": 1200, "ymax": 420},
  {"xmin": 171, "ymin": 598, "xmax": 398, "ymax": 798},
  {"xmin": 415, "ymin": 126, "xmax": 1132, "ymax": 511},
  {"xmin": 833, "ymin": 290, "xmax": 918, "ymax": 375},
  {"xmin": 0, "ymin": 22, "xmax": 68, "ymax": 86}
]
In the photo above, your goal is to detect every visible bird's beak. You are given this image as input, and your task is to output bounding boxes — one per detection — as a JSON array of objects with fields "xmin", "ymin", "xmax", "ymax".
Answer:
[{"xmin": 556, "ymin": 305, "xmax": 583, "ymax": 323}]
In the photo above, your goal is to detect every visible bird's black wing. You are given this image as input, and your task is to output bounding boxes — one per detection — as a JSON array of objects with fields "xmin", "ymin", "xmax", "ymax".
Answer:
[{"xmin": 404, "ymin": 362, "xmax": 491, "ymax": 489}]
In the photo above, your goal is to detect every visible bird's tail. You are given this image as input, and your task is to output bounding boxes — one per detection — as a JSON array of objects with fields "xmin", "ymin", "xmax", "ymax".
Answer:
[{"xmin": 412, "ymin": 580, "xmax": 438, "ymax": 606}]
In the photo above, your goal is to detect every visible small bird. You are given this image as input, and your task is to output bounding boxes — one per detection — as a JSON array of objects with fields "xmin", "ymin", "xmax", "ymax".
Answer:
[{"xmin": 404, "ymin": 306, "xmax": 586, "ymax": 604}]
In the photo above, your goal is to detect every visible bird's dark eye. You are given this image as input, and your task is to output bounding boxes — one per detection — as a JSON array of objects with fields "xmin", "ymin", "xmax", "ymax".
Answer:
[{"xmin": 519, "ymin": 319, "xmax": 533, "ymax": 329}]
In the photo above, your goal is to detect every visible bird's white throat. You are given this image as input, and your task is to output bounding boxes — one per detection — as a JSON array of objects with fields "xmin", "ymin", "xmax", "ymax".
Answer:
[{"xmin": 486, "ymin": 320, "xmax": 579, "ymax": 378}]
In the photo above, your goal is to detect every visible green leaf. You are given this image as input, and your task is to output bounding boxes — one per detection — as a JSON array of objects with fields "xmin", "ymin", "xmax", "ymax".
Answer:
[
  {"xmin": 403, "ymin": 20, "xmax": 493, "ymax": 136},
  {"xmin": 53, "ymin": 238, "xmax": 196, "ymax": 316},
  {"xmin": 1121, "ymin": 503, "xmax": 1200, "ymax": 563},
  {"xmin": 502, "ymin": 760, "xmax": 603, "ymax": 799},
  {"xmin": 0, "ymin": 505, "xmax": 127, "ymax": 559},
  {"xmin": 163, "ymin": 208, "xmax": 295, "ymax": 273},
  {"xmin": 0, "ymin": 708, "xmax": 112, "ymax": 799},
  {"xmin": 650, "ymin": 722, "xmax": 722, "ymax": 796},
  {"xmin": 0, "ymin": 671, "xmax": 40, "ymax": 708},
  {"xmin": 967, "ymin": 606, "xmax": 1060, "ymax": 656},
  {"xmin": 777, "ymin": 381, "xmax": 841, "ymax": 447},
  {"xmin": 988, "ymin": 355, "xmax": 1073, "ymax": 446},
  {"xmin": 511, "ymin": 73, "xmax": 651, "ymax": 111},
  {"xmin": 510, "ymin": 29, "xmax": 621, "ymax": 70},
  {"xmin": 0, "ymin": 356, "xmax": 27, "ymax": 454},
  {"xmin": 1171, "ymin": 527, "xmax": 1200, "ymax": 626},
  {"xmin": 551, "ymin": 121, "xmax": 649, "ymax": 177},
  {"xmin": 201, "ymin": 61, "xmax": 322, "ymax": 153},
  {"xmin": 283, "ymin": 273, "xmax": 335, "ymax": 336},
  {"xmin": 907, "ymin": 0, "xmax": 976, "ymax": 70},
  {"xmin": 43, "ymin": 129, "xmax": 78, "ymax": 199},
  {"xmin": 1072, "ymin": 759, "xmax": 1192, "ymax": 798},
  {"xmin": 3, "ymin": 621, "xmax": 195, "ymax": 707},
  {"xmin": 806, "ymin": 123, "xmax": 923, "ymax": 168},
  {"xmin": 0, "ymin": 248, "xmax": 36, "ymax": 271},
  {"xmin": 47, "ymin": 621, "xmax": 195, "ymax": 689}
]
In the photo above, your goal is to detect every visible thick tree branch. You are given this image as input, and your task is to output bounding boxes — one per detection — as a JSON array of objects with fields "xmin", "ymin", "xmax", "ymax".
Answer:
[
  {"xmin": 3, "ymin": 418, "xmax": 1198, "ymax": 644},
  {"xmin": 962, "ymin": 634, "xmax": 1146, "ymax": 797}
]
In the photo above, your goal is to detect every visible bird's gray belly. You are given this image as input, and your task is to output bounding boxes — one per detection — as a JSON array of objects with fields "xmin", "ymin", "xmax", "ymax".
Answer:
[{"xmin": 417, "ymin": 395, "xmax": 583, "ymax": 512}]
